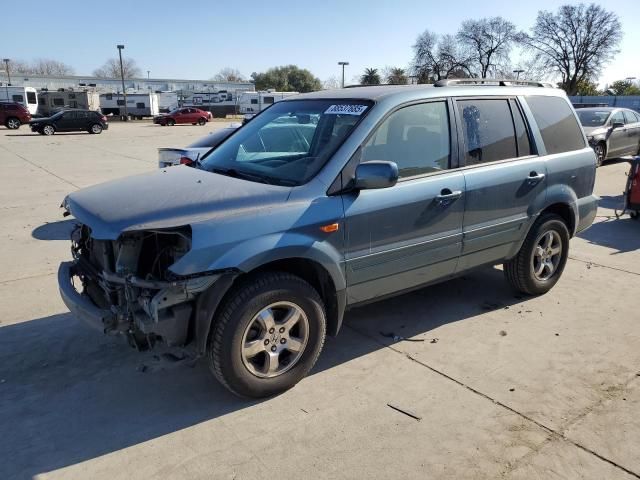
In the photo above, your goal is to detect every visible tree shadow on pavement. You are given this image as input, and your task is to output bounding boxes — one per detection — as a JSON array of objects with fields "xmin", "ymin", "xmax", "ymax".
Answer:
[{"xmin": 0, "ymin": 267, "xmax": 523, "ymax": 479}]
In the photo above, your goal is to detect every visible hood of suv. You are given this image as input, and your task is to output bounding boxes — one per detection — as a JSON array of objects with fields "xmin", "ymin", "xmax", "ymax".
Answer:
[{"xmin": 64, "ymin": 166, "xmax": 291, "ymax": 239}]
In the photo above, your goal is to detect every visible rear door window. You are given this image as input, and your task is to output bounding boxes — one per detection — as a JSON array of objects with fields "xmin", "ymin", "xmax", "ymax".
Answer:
[
  {"xmin": 456, "ymin": 99, "xmax": 518, "ymax": 165},
  {"xmin": 362, "ymin": 101, "xmax": 451, "ymax": 178},
  {"xmin": 525, "ymin": 96, "xmax": 585, "ymax": 154}
]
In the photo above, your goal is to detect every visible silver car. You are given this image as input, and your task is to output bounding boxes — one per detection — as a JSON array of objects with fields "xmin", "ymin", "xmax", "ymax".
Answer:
[{"xmin": 577, "ymin": 107, "xmax": 640, "ymax": 166}]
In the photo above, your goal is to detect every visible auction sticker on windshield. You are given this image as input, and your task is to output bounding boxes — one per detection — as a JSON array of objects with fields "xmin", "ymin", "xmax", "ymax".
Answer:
[{"xmin": 324, "ymin": 104, "xmax": 369, "ymax": 115}]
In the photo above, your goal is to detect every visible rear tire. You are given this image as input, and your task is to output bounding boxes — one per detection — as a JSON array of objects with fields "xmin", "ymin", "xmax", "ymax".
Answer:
[
  {"xmin": 207, "ymin": 272, "xmax": 326, "ymax": 398},
  {"xmin": 89, "ymin": 124, "xmax": 103, "ymax": 134},
  {"xmin": 167, "ymin": 119, "xmax": 175, "ymax": 126},
  {"xmin": 5, "ymin": 117, "xmax": 21, "ymax": 129},
  {"xmin": 504, "ymin": 214, "xmax": 570, "ymax": 295},
  {"xmin": 42, "ymin": 125, "xmax": 55, "ymax": 136}
]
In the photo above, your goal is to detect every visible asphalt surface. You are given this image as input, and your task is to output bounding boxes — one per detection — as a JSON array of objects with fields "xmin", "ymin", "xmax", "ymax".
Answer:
[{"xmin": 0, "ymin": 121, "xmax": 638, "ymax": 480}]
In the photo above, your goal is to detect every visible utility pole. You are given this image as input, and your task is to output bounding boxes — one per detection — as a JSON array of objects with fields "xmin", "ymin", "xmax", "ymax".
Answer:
[
  {"xmin": 117, "ymin": 45, "xmax": 128, "ymax": 120},
  {"xmin": 2, "ymin": 58, "xmax": 10, "ymax": 98},
  {"xmin": 338, "ymin": 61, "xmax": 349, "ymax": 88}
]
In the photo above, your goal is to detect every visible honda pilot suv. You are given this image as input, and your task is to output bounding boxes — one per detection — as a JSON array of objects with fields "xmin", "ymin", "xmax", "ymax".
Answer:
[{"xmin": 58, "ymin": 80, "xmax": 598, "ymax": 398}]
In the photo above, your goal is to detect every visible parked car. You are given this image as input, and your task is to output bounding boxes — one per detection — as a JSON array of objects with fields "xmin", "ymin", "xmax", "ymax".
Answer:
[
  {"xmin": 58, "ymin": 80, "xmax": 598, "ymax": 398},
  {"xmin": 153, "ymin": 107, "xmax": 211, "ymax": 126},
  {"xmin": 158, "ymin": 123, "xmax": 241, "ymax": 168},
  {"xmin": 30, "ymin": 110, "xmax": 108, "ymax": 135},
  {"xmin": 576, "ymin": 107, "xmax": 640, "ymax": 166},
  {"xmin": 0, "ymin": 102, "xmax": 31, "ymax": 129}
]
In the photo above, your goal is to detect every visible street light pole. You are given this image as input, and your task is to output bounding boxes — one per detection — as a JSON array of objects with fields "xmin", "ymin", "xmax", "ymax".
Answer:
[
  {"xmin": 117, "ymin": 44, "xmax": 128, "ymax": 120},
  {"xmin": 338, "ymin": 61, "xmax": 349, "ymax": 88},
  {"xmin": 513, "ymin": 69, "xmax": 524, "ymax": 80},
  {"xmin": 147, "ymin": 70, "xmax": 150, "ymax": 80},
  {"xmin": 3, "ymin": 58, "xmax": 11, "ymax": 86}
]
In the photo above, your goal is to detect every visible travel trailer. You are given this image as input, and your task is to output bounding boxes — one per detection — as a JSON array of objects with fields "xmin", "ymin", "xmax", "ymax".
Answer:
[
  {"xmin": 0, "ymin": 86, "xmax": 39, "ymax": 115},
  {"xmin": 37, "ymin": 89, "xmax": 100, "ymax": 117},
  {"xmin": 237, "ymin": 91, "xmax": 299, "ymax": 114},
  {"xmin": 99, "ymin": 92, "xmax": 159, "ymax": 118},
  {"xmin": 156, "ymin": 91, "xmax": 178, "ymax": 113}
]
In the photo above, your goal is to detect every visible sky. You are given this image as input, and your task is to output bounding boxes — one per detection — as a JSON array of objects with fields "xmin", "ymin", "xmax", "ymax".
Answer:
[{"xmin": 2, "ymin": 0, "xmax": 638, "ymax": 87}]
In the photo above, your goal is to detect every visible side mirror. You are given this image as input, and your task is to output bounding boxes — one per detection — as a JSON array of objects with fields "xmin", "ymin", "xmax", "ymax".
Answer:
[
  {"xmin": 612, "ymin": 121, "xmax": 624, "ymax": 129},
  {"xmin": 353, "ymin": 161, "xmax": 399, "ymax": 190}
]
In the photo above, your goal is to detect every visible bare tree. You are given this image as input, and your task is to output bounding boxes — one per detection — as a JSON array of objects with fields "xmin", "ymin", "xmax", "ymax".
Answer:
[
  {"xmin": 457, "ymin": 17, "xmax": 521, "ymax": 78},
  {"xmin": 411, "ymin": 30, "xmax": 473, "ymax": 81},
  {"xmin": 323, "ymin": 76, "xmax": 341, "ymax": 89},
  {"xmin": 384, "ymin": 67, "xmax": 408, "ymax": 85},
  {"xmin": 211, "ymin": 68, "xmax": 245, "ymax": 82},
  {"xmin": 521, "ymin": 4, "xmax": 622, "ymax": 95},
  {"xmin": 93, "ymin": 57, "xmax": 142, "ymax": 78},
  {"xmin": 8, "ymin": 58, "xmax": 74, "ymax": 75}
]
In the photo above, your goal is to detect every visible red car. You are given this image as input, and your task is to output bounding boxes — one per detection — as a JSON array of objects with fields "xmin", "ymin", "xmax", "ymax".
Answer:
[
  {"xmin": 153, "ymin": 107, "xmax": 211, "ymax": 126},
  {"xmin": 0, "ymin": 102, "xmax": 32, "ymax": 129}
]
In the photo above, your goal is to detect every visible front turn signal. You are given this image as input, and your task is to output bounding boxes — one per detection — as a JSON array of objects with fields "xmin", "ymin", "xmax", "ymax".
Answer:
[{"xmin": 320, "ymin": 223, "xmax": 339, "ymax": 233}]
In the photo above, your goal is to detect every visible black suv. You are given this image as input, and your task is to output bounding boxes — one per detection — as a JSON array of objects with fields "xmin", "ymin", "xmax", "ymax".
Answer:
[{"xmin": 30, "ymin": 110, "xmax": 109, "ymax": 135}]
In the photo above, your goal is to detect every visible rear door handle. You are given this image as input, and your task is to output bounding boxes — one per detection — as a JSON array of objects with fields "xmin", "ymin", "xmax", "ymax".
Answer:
[
  {"xmin": 527, "ymin": 172, "xmax": 545, "ymax": 184},
  {"xmin": 435, "ymin": 189, "xmax": 462, "ymax": 204}
]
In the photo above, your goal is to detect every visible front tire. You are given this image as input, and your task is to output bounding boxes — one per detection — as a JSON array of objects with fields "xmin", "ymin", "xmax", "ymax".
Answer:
[
  {"xmin": 504, "ymin": 214, "xmax": 570, "ymax": 295},
  {"xmin": 208, "ymin": 272, "xmax": 326, "ymax": 398},
  {"xmin": 167, "ymin": 119, "xmax": 175, "ymax": 126},
  {"xmin": 42, "ymin": 125, "xmax": 55, "ymax": 136},
  {"xmin": 198, "ymin": 117, "xmax": 206, "ymax": 126},
  {"xmin": 594, "ymin": 142, "xmax": 606, "ymax": 167},
  {"xmin": 5, "ymin": 117, "xmax": 21, "ymax": 129}
]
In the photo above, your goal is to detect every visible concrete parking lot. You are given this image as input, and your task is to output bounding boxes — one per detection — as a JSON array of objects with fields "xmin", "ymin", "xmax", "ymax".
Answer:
[{"xmin": 0, "ymin": 121, "xmax": 639, "ymax": 480}]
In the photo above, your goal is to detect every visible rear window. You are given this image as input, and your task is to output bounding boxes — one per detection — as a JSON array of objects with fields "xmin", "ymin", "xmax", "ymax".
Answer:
[
  {"xmin": 526, "ymin": 96, "xmax": 585, "ymax": 154},
  {"xmin": 457, "ymin": 99, "xmax": 518, "ymax": 165}
]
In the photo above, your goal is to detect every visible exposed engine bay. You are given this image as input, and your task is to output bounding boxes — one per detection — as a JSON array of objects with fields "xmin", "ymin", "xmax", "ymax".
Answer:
[{"xmin": 68, "ymin": 223, "xmax": 219, "ymax": 350}]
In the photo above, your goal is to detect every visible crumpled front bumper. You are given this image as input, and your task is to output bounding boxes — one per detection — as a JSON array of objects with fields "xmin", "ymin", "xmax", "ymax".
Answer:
[{"xmin": 58, "ymin": 261, "xmax": 113, "ymax": 331}]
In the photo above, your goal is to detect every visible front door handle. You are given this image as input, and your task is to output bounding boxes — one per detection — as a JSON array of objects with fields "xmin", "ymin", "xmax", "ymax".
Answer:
[
  {"xmin": 435, "ymin": 189, "xmax": 462, "ymax": 204},
  {"xmin": 527, "ymin": 172, "xmax": 546, "ymax": 184}
]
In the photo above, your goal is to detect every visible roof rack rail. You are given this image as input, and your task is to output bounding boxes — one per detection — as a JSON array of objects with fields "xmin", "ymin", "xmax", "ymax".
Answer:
[{"xmin": 434, "ymin": 78, "xmax": 553, "ymax": 88}]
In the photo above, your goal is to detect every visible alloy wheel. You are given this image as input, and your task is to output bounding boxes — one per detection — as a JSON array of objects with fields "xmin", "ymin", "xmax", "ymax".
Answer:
[
  {"xmin": 532, "ymin": 230, "xmax": 562, "ymax": 281},
  {"xmin": 241, "ymin": 301, "xmax": 309, "ymax": 378}
]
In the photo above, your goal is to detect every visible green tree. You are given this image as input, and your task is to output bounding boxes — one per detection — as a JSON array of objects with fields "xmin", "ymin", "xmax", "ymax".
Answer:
[
  {"xmin": 360, "ymin": 68, "xmax": 381, "ymax": 85},
  {"xmin": 575, "ymin": 79, "xmax": 601, "ymax": 96},
  {"xmin": 609, "ymin": 80, "xmax": 640, "ymax": 96},
  {"xmin": 250, "ymin": 65, "xmax": 321, "ymax": 92},
  {"xmin": 385, "ymin": 67, "xmax": 408, "ymax": 85}
]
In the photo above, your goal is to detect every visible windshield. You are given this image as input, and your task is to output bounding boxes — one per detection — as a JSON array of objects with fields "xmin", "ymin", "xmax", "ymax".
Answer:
[
  {"xmin": 200, "ymin": 99, "xmax": 373, "ymax": 186},
  {"xmin": 188, "ymin": 128, "xmax": 237, "ymax": 148},
  {"xmin": 577, "ymin": 110, "xmax": 611, "ymax": 127}
]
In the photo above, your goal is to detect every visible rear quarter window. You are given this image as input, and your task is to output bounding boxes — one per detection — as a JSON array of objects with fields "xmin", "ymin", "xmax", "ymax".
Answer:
[{"xmin": 526, "ymin": 96, "xmax": 585, "ymax": 155}]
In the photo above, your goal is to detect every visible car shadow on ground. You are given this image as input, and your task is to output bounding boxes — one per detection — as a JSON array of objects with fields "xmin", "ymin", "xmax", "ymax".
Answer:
[
  {"xmin": 5, "ymin": 132, "xmax": 92, "ymax": 137},
  {"xmin": 0, "ymin": 267, "xmax": 522, "ymax": 478},
  {"xmin": 31, "ymin": 219, "xmax": 76, "ymax": 241},
  {"xmin": 578, "ymin": 214, "xmax": 640, "ymax": 253}
]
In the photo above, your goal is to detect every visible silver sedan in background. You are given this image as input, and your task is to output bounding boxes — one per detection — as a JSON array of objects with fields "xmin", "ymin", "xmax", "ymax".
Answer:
[{"xmin": 577, "ymin": 107, "xmax": 640, "ymax": 166}]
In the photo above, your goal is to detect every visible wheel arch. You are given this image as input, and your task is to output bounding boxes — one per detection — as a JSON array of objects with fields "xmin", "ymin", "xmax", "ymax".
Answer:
[{"xmin": 194, "ymin": 256, "xmax": 346, "ymax": 355}]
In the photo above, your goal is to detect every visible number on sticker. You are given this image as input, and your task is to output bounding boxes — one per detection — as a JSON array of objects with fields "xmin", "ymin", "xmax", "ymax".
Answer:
[{"xmin": 325, "ymin": 104, "xmax": 368, "ymax": 115}]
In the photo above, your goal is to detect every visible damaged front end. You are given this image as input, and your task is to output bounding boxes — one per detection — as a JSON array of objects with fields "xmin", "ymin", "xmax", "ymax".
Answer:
[{"xmin": 58, "ymin": 223, "xmax": 219, "ymax": 350}]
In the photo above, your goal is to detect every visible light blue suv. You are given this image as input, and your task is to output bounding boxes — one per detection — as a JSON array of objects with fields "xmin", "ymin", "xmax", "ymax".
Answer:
[{"xmin": 58, "ymin": 80, "xmax": 598, "ymax": 397}]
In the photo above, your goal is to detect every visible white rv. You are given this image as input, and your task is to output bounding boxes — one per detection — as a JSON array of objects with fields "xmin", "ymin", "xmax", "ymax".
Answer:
[
  {"xmin": 0, "ymin": 86, "xmax": 39, "ymax": 115},
  {"xmin": 37, "ymin": 90, "xmax": 100, "ymax": 117},
  {"xmin": 157, "ymin": 91, "xmax": 178, "ymax": 113},
  {"xmin": 99, "ymin": 92, "xmax": 159, "ymax": 118},
  {"xmin": 238, "ymin": 91, "xmax": 299, "ymax": 114}
]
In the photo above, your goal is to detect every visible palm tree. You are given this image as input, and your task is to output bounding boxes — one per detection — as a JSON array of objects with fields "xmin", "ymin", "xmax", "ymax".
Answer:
[
  {"xmin": 386, "ymin": 67, "xmax": 408, "ymax": 85},
  {"xmin": 360, "ymin": 68, "xmax": 381, "ymax": 85}
]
